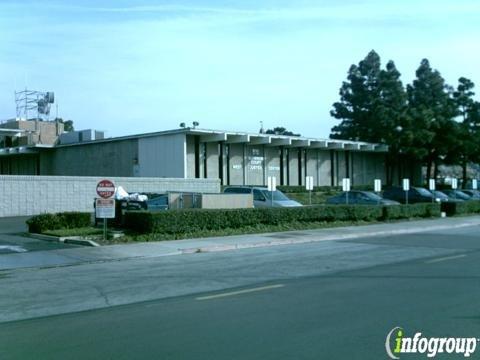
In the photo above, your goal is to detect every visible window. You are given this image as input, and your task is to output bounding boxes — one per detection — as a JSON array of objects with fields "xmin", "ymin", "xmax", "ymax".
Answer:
[
  {"xmin": 253, "ymin": 189, "xmax": 265, "ymax": 201},
  {"xmin": 264, "ymin": 190, "xmax": 290, "ymax": 201}
]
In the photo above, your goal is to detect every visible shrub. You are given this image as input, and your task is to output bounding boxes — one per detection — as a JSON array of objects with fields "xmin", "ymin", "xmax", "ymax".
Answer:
[
  {"xmin": 382, "ymin": 203, "xmax": 441, "ymax": 220},
  {"xmin": 441, "ymin": 201, "xmax": 480, "ymax": 216},
  {"xmin": 27, "ymin": 212, "xmax": 91, "ymax": 233},
  {"xmin": 124, "ymin": 204, "xmax": 439, "ymax": 235}
]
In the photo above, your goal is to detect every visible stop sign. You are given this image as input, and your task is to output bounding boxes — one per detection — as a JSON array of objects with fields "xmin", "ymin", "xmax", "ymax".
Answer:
[{"xmin": 96, "ymin": 179, "xmax": 115, "ymax": 199}]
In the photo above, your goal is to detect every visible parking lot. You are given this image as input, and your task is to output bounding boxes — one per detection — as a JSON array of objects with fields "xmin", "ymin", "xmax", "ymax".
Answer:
[{"xmin": 0, "ymin": 217, "xmax": 79, "ymax": 254}]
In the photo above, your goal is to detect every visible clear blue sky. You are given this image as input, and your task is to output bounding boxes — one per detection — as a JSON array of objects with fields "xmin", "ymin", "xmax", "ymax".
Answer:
[{"xmin": 1, "ymin": 0, "xmax": 479, "ymax": 137}]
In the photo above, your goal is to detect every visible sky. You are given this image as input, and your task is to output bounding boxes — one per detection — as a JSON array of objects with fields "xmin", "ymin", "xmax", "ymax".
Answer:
[{"xmin": 0, "ymin": 0, "xmax": 479, "ymax": 138}]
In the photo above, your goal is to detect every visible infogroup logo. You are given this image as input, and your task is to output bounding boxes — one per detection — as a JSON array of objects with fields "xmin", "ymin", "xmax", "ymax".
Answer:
[{"xmin": 385, "ymin": 327, "xmax": 478, "ymax": 359}]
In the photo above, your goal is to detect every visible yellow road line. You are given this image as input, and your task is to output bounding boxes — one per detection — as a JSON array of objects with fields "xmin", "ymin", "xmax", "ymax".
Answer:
[
  {"xmin": 425, "ymin": 254, "xmax": 466, "ymax": 264},
  {"xmin": 196, "ymin": 284, "xmax": 285, "ymax": 301}
]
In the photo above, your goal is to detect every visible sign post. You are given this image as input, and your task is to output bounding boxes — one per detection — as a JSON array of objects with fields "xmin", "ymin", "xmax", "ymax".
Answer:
[
  {"xmin": 402, "ymin": 178, "xmax": 410, "ymax": 205},
  {"xmin": 342, "ymin": 178, "xmax": 351, "ymax": 205},
  {"xmin": 267, "ymin": 176, "xmax": 276, "ymax": 207},
  {"xmin": 306, "ymin": 176, "xmax": 314, "ymax": 205},
  {"xmin": 451, "ymin": 178, "xmax": 458, "ymax": 189},
  {"xmin": 374, "ymin": 179, "xmax": 381, "ymax": 205},
  {"xmin": 451, "ymin": 178, "xmax": 458, "ymax": 200},
  {"xmin": 429, "ymin": 179, "xmax": 436, "ymax": 204},
  {"xmin": 96, "ymin": 179, "xmax": 116, "ymax": 240}
]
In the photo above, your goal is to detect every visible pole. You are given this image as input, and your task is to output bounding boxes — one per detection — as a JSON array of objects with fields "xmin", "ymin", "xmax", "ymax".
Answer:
[
  {"xmin": 405, "ymin": 191, "xmax": 408, "ymax": 205},
  {"xmin": 309, "ymin": 190, "xmax": 312, "ymax": 206},
  {"xmin": 103, "ymin": 218, "xmax": 107, "ymax": 241}
]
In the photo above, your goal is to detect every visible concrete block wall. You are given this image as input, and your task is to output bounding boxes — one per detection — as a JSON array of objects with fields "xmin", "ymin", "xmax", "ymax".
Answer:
[{"xmin": 0, "ymin": 175, "xmax": 220, "ymax": 217}]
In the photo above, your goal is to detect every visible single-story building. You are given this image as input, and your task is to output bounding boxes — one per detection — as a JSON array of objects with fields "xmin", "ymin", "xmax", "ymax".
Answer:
[{"xmin": 0, "ymin": 125, "xmax": 421, "ymax": 186}]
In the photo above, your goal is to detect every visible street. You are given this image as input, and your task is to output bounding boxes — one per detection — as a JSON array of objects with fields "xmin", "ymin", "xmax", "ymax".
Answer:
[{"xmin": 0, "ymin": 221, "xmax": 479, "ymax": 359}]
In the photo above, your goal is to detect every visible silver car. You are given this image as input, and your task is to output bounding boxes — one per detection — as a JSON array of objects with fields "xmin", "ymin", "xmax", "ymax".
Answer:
[{"xmin": 223, "ymin": 186, "xmax": 302, "ymax": 208}]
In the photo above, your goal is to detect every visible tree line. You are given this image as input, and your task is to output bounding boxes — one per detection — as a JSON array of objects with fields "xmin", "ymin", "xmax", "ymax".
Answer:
[{"xmin": 330, "ymin": 50, "xmax": 480, "ymax": 185}]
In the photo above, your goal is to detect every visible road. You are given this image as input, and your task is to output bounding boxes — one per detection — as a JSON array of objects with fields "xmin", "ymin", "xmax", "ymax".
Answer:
[{"xmin": 0, "ymin": 222, "xmax": 479, "ymax": 359}]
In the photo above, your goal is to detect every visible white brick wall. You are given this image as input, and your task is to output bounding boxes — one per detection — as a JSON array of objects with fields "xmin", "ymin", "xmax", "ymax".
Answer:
[{"xmin": 0, "ymin": 175, "xmax": 220, "ymax": 217}]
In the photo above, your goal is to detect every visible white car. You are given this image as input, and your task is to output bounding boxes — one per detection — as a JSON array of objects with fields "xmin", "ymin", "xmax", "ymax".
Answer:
[{"xmin": 223, "ymin": 186, "xmax": 302, "ymax": 208}]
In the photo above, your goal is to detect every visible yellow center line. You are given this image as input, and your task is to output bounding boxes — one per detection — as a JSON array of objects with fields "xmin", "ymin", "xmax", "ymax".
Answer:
[
  {"xmin": 196, "ymin": 284, "xmax": 285, "ymax": 301},
  {"xmin": 425, "ymin": 254, "xmax": 467, "ymax": 264}
]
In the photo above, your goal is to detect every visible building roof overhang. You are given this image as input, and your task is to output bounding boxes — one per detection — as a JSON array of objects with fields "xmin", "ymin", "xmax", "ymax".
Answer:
[{"xmin": 53, "ymin": 127, "xmax": 388, "ymax": 153}]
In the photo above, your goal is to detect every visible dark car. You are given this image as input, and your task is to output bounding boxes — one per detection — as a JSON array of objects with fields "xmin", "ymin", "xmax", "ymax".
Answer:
[
  {"xmin": 461, "ymin": 190, "xmax": 480, "ymax": 200},
  {"xmin": 326, "ymin": 191, "xmax": 400, "ymax": 205},
  {"xmin": 442, "ymin": 189, "xmax": 472, "ymax": 201},
  {"xmin": 382, "ymin": 186, "xmax": 437, "ymax": 204},
  {"xmin": 431, "ymin": 190, "xmax": 464, "ymax": 203},
  {"xmin": 123, "ymin": 194, "xmax": 169, "ymax": 211},
  {"xmin": 145, "ymin": 195, "xmax": 169, "ymax": 211}
]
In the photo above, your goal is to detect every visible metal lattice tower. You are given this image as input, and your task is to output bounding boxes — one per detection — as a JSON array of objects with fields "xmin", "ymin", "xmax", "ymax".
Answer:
[{"xmin": 15, "ymin": 89, "xmax": 55, "ymax": 120}]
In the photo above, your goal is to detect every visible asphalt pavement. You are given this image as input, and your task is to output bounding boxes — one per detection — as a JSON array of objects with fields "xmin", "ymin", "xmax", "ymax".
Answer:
[
  {"xmin": 0, "ymin": 216, "xmax": 79, "ymax": 254},
  {"xmin": 0, "ymin": 219, "xmax": 479, "ymax": 359}
]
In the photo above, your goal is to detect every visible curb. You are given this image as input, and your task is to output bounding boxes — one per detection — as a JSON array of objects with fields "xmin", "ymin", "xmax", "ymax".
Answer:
[
  {"xmin": 27, "ymin": 233, "xmax": 100, "ymax": 247},
  {"xmin": 178, "ymin": 220, "xmax": 480, "ymax": 255}
]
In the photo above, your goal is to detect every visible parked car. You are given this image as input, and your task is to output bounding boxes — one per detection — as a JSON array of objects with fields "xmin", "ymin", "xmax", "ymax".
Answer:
[
  {"xmin": 382, "ymin": 186, "xmax": 438, "ymax": 204},
  {"xmin": 326, "ymin": 191, "xmax": 399, "ymax": 205},
  {"xmin": 442, "ymin": 189, "xmax": 473, "ymax": 201},
  {"xmin": 430, "ymin": 190, "xmax": 464, "ymax": 203},
  {"xmin": 461, "ymin": 190, "xmax": 480, "ymax": 199},
  {"xmin": 122, "ymin": 194, "xmax": 169, "ymax": 211},
  {"xmin": 144, "ymin": 195, "xmax": 169, "ymax": 211},
  {"xmin": 223, "ymin": 186, "xmax": 302, "ymax": 208}
]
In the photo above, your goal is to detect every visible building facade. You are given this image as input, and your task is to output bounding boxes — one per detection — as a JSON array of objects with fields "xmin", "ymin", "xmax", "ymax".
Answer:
[{"xmin": 0, "ymin": 127, "xmax": 410, "ymax": 187}]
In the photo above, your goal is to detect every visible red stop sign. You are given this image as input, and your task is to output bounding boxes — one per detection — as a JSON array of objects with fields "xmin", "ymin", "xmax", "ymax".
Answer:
[{"xmin": 96, "ymin": 179, "xmax": 115, "ymax": 199}]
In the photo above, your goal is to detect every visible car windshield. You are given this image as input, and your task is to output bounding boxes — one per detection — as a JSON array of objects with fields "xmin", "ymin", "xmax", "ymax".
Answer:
[
  {"xmin": 433, "ymin": 191, "xmax": 449, "ymax": 199},
  {"xmin": 263, "ymin": 190, "xmax": 290, "ymax": 201},
  {"xmin": 362, "ymin": 192, "xmax": 383, "ymax": 201},
  {"xmin": 415, "ymin": 188, "xmax": 432, "ymax": 196},
  {"xmin": 455, "ymin": 191, "xmax": 471, "ymax": 200}
]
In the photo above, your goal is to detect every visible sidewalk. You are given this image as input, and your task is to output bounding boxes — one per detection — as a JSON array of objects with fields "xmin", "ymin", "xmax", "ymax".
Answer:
[{"xmin": 1, "ymin": 216, "xmax": 480, "ymax": 271}]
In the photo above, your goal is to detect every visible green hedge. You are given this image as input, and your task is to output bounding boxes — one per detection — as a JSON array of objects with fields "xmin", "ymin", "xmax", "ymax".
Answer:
[
  {"xmin": 125, "ymin": 204, "xmax": 441, "ymax": 235},
  {"xmin": 27, "ymin": 212, "xmax": 91, "ymax": 233},
  {"xmin": 441, "ymin": 201, "xmax": 480, "ymax": 216},
  {"xmin": 382, "ymin": 203, "xmax": 441, "ymax": 219}
]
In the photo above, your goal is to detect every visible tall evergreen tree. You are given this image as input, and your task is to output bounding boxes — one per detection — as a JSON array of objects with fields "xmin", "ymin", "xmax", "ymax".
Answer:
[
  {"xmin": 452, "ymin": 77, "xmax": 480, "ymax": 183},
  {"xmin": 330, "ymin": 50, "xmax": 382, "ymax": 142},
  {"xmin": 330, "ymin": 50, "xmax": 408, "ymax": 184},
  {"xmin": 406, "ymin": 59, "xmax": 457, "ymax": 180}
]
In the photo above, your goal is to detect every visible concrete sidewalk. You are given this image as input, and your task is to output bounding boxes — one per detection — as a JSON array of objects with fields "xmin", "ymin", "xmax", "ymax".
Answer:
[{"xmin": 1, "ymin": 216, "xmax": 480, "ymax": 271}]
